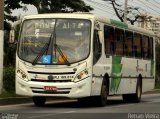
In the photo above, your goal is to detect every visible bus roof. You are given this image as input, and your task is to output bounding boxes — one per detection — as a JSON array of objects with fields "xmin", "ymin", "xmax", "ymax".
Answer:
[
  {"xmin": 22, "ymin": 13, "xmax": 95, "ymax": 20},
  {"xmin": 22, "ymin": 13, "xmax": 155, "ymax": 36}
]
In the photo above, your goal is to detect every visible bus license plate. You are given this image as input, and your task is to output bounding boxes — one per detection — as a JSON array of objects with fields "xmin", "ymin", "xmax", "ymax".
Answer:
[{"xmin": 44, "ymin": 86, "xmax": 57, "ymax": 91}]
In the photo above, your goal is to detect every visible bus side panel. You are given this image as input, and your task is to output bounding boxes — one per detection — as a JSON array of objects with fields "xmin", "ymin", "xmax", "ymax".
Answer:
[
  {"xmin": 111, "ymin": 57, "xmax": 137, "ymax": 95},
  {"xmin": 142, "ymin": 78, "xmax": 155, "ymax": 93},
  {"xmin": 114, "ymin": 57, "xmax": 155, "ymax": 94},
  {"xmin": 114, "ymin": 78, "xmax": 137, "ymax": 94}
]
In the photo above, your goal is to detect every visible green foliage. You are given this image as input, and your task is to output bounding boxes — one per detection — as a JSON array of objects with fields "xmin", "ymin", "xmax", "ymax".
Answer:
[
  {"xmin": 21, "ymin": 0, "xmax": 93, "ymax": 13},
  {"xmin": 3, "ymin": 66, "xmax": 15, "ymax": 92},
  {"xmin": 155, "ymin": 81, "xmax": 160, "ymax": 89},
  {"xmin": 4, "ymin": 30, "xmax": 16, "ymax": 66},
  {"xmin": 0, "ymin": 90, "xmax": 16, "ymax": 98},
  {"xmin": 4, "ymin": 0, "xmax": 22, "ymax": 30}
]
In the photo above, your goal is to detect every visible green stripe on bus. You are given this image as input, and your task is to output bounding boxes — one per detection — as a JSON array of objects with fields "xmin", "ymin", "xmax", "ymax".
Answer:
[
  {"xmin": 110, "ymin": 19, "xmax": 128, "ymax": 29},
  {"xmin": 110, "ymin": 56, "xmax": 122, "ymax": 92}
]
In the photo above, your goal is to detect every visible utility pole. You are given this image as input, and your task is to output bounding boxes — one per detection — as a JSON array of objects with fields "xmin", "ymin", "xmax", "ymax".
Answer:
[
  {"xmin": 0, "ymin": 0, "xmax": 4, "ymax": 94},
  {"xmin": 124, "ymin": 0, "xmax": 128, "ymax": 23}
]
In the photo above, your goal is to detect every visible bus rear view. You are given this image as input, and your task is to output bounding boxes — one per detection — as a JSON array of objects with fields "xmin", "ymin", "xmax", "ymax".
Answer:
[{"xmin": 16, "ymin": 13, "xmax": 93, "ymax": 106}]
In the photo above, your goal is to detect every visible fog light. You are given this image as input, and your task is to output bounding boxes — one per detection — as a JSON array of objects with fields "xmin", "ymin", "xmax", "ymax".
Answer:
[
  {"xmin": 22, "ymin": 74, "xmax": 27, "ymax": 79},
  {"xmin": 77, "ymin": 75, "xmax": 81, "ymax": 79},
  {"xmin": 17, "ymin": 69, "xmax": 21, "ymax": 73},
  {"xmin": 84, "ymin": 70, "xmax": 88, "ymax": 75}
]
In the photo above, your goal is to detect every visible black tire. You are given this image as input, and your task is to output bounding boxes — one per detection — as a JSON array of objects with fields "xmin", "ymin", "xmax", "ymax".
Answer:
[
  {"xmin": 97, "ymin": 79, "xmax": 108, "ymax": 106},
  {"xmin": 123, "ymin": 77, "xmax": 142, "ymax": 103},
  {"xmin": 32, "ymin": 96, "xmax": 46, "ymax": 106}
]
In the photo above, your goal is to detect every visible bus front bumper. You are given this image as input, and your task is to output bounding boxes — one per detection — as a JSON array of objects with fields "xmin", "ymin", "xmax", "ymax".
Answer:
[{"xmin": 16, "ymin": 77, "xmax": 92, "ymax": 98}]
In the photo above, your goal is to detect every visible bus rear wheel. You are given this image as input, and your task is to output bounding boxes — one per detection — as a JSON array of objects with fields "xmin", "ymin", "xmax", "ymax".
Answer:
[
  {"xmin": 32, "ymin": 96, "xmax": 46, "ymax": 106},
  {"xmin": 123, "ymin": 77, "xmax": 142, "ymax": 103}
]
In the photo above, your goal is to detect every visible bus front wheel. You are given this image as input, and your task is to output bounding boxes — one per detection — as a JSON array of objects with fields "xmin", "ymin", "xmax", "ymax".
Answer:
[
  {"xmin": 32, "ymin": 96, "xmax": 46, "ymax": 106},
  {"xmin": 97, "ymin": 79, "xmax": 108, "ymax": 106}
]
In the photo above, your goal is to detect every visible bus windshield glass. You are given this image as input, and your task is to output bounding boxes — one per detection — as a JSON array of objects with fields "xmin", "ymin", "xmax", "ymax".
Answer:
[{"xmin": 18, "ymin": 18, "xmax": 91, "ymax": 65}]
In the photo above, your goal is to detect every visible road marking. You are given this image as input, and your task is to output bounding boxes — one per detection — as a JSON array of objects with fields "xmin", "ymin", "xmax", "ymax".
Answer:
[
  {"xmin": 28, "ymin": 113, "xmax": 61, "ymax": 119},
  {"xmin": 0, "ymin": 103, "xmax": 33, "ymax": 108},
  {"xmin": 145, "ymin": 100, "xmax": 160, "ymax": 104},
  {"xmin": 104, "ymin": 103, "xmax": 135, "ymax": 109},
  {"xmin": 63, "ymin": 111, "xmax": 76, "ymax": 113},
  {"xmin": 28, "ymin": 111, "xmax": 76, "ymax": 119}
]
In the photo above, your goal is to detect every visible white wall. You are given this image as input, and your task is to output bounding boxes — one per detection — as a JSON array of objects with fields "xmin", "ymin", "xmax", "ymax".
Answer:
[{"xmin": 0, "ymin": 31, "xmax": 4, "ymax": 94}]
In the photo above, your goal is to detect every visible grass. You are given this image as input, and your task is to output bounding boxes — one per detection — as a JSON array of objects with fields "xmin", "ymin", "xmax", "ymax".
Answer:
[
  {"xmin": 155, "ymin": 81, "xmax": 160, "ymax": 89},
  {"xmin": 0, "ymin": 91, "xmax": 17, "ymax": 98}
]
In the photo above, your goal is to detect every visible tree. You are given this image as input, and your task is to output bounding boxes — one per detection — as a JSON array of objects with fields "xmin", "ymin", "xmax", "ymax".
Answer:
[
  {"xmin": 4, "ymin": 0, "xmax": 93, "ymax": 29},
  {"xmin": 103, "ymin": 0, "xmax": 141, "ymax": 25},
  {"xmin": 4, "ymin": 0, "xmax": 93, "ymax": 66},
  {"xmin": 21, "ymin": 0, "xmax": 93, "ymax": 14}
]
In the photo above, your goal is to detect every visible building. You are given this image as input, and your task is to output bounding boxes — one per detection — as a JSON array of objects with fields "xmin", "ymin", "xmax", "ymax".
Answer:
[{"xmin": 138, "ymin": 14, "xmax": 160, "ymax": 43}]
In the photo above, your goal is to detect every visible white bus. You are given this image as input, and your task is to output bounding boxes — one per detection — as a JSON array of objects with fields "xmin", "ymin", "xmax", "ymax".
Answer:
[{"xmin": 15, "ymin": 13, "xmax": 155, "ymax": 106}]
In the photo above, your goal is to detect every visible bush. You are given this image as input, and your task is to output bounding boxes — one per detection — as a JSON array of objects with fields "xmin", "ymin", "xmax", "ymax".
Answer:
[
  {"xmin": 155, "ymin": 80, "xmax": 160, "ymax": 89},
  {"xmin": 3, "ymin": 66, "xmax": 15, "ymax": 92}
]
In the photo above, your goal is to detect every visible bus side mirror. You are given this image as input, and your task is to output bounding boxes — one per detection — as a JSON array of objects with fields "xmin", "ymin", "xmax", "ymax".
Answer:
[{"xmin": 9, "ymin": 29, "xmax": 15, "ymax": 44}]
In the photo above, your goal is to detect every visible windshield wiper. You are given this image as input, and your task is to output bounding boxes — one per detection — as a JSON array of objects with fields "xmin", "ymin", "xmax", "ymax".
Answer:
[
  {"xmin": 55, "ymin": 43, "xmax": 70, "ymax": 66},
  {"xmin": 32, "ymin": 29, "xmax": 55, "ymax": 65},
  {"xmin": 52, "ymin": 29, "xmax": 70, "ymax": 66},
  {"xmin": 32, "ymin": 39, "xmax": 51, "ymax": 65}
]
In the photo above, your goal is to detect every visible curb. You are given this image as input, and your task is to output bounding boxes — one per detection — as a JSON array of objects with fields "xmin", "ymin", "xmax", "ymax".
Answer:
[
  {"xmin": 143, "ymin": 89, "xmax": 160, "ymax": 94},
  {"xmin": 0, "ymin": 97, "xmax": 70, "ymax": 106},
  {"xmin": 0, "ymin": 97, "xmax": 32, "ymax": 106}
]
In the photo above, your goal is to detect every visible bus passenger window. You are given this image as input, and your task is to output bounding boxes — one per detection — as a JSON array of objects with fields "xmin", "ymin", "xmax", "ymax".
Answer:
[
  {"xmin": 124, "ymin": 31, "xmax": 133, "ymax": 57},
  {"xmin": 115, "ymin": 28, "xmax": 124, "ymax": 56},
  {"xmin": 133, "ymin": 33, "xmax": 142, "ymax": 58},
  {"xmin": 104, "ymin": 26, "xmax": 115, "ymax": 56},
  {"xmin": 142, "ymin": 35, "xmax": 149, "ymax": 59},
  {"xmin": 149, "ymin": 37, "xmax": 153, "ymax": 59}
]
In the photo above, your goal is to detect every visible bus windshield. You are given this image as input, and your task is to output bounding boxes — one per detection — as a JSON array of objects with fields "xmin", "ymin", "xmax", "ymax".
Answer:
[{"xmin": 18, "ymin": 18, "xmax": 91, "ymax": 65}]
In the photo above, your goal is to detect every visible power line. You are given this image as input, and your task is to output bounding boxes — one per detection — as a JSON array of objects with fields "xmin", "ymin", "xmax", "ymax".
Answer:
[
  {"xmin": 116, "ymin": 0, "xmax": 124, "ymax": 5},
  {"xmin": 134, "ymin": 0, "xmax": 160, "ymax": 14},
  {"xmin": 85, "ymin": 1, "xmax": 116, "ymax": 17},
  {"xmin": 86, "ymin": 0, "xmax": 115, "ymax": 14},
  {"xmin": 144, "ymin": 0, "xmax": 160, "ymax": 12},
  {"xmin": 137, "ymin": 0, "xmax": 160, "ymax": 14},
  {"xmin": 152, "ymin": 0, "xmax": 160, "ymax": 5},
  {"xmin": 146, "ymin": 0, "xmax": 160, "ymax": 8},
  {"xmin": 87, "ymin": 0, "xmax": 113, "ymax": 9}
]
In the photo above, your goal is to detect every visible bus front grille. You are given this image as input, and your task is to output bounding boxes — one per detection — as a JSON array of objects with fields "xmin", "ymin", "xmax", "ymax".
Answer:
[
  {"xmin": 31, "ymin": 87, "xmax": 71, "ymax": 94},
  {"xmin": 32, "ymin": 90, "xmax": 70, "ymax": 94},
  {"xmin": 31, "ymin": 79, "xmax": 72, "ymax": 83}
]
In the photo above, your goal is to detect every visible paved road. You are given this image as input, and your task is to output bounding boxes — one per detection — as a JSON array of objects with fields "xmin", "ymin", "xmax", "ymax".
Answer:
[{"xmin": 0, "ymin": 93, "xmax": 160, "ymax": 119}]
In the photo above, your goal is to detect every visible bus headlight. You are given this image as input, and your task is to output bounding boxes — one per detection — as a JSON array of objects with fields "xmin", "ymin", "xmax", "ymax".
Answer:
[
  {"xmin": 74, "ymin": 69, "xmax": 89, "ymax": 82},
  {"xmin": 17, "ymin": 69, "xmax": 29, "ymax": 82}
]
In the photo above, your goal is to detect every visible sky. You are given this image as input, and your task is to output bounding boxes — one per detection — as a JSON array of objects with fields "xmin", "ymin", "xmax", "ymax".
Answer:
[{"xmin": 12, "ymin": 0, "xmax": 160, "ymax": 21}]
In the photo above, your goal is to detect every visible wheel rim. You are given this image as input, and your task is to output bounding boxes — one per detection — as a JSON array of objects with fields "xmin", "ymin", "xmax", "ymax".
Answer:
[
  {"xmin": 137, "ymin": 82, "xmax": 141, "ymax": 99},
  {"xmin": 101, "ymin": 85, "xmax": 107, "ymax": 103}
]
